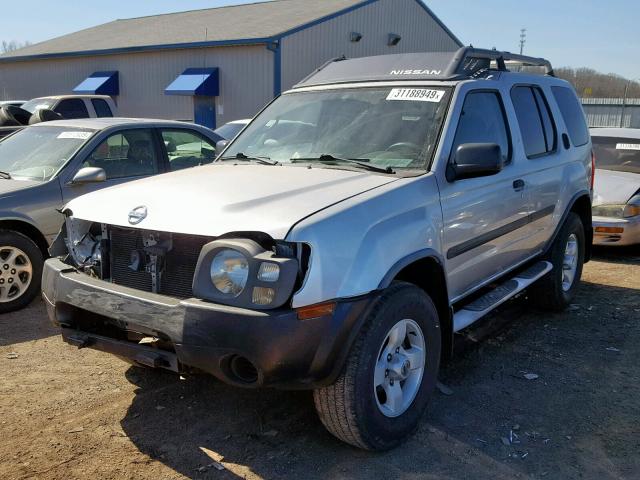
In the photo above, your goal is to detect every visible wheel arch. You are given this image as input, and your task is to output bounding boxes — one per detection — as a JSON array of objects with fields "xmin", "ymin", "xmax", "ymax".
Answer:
[
  {"xmin": 544, "ymin": 190, "xmax": 593, "ymax": 262},
  {"xmin": 0, "ymin": 219, "xmax": 49, "ymax": 258},
  {"xmin": 380, "ymin": 249, "xmax": 453, "ymax": 359}
]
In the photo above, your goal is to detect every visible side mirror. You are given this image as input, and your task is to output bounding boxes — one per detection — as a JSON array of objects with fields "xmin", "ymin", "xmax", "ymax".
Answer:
[
  {"xmin": 215, "ymin": 139, "xmax": 229, "ymax": 155},
  {"xmin": 447, "ymin": 143, "xmax": 504, "ymax": 181},
  {"xmin": 71, "ymin": 167, "xmax": 106, "ymax": 185}
]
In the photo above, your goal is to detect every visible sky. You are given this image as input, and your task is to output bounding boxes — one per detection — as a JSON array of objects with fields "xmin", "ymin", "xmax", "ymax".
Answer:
[{"xmin": 2, "ymin": 0, "xmax": 639, "ymax": 80}]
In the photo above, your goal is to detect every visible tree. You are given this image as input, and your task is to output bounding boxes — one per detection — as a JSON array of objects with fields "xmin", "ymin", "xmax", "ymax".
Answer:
[
  {"xmin": 1, "ymin": 40, "xmax": 32, "ymax": 54},
  {"xmin": 555, "ymin": 67, "xmax": 640, "ymax": 98}
]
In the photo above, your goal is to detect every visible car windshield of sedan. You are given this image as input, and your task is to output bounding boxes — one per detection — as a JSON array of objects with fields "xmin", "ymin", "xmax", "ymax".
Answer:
[
  {"xmin": 0, "ymin": 126, "xmax": 94, "ymax": 181},
  {"xmin": 221, "ymin": 87, "xmax": 452, "ymax": 171},
  {"xmin": 592, "ymin": 136, "xmax": 640, "ymax": 174},
  {"xmin": 20, "ymin": 98, "xmax": 56, "ymax": 114}
]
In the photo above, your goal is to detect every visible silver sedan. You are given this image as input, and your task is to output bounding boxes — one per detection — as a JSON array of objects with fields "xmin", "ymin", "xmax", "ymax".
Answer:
[{"xmin": 590, "ymin": 128, "xmax": 640, "ymax": 246}]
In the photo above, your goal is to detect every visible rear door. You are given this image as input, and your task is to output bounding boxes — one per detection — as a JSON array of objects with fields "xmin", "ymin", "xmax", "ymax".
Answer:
[
  {"xmin": 509, "ymin": 84, "xmax": 562, "ymax": 250},
  {"xmin": 438, "ymin": 88, "xmax": 532, "ymax": 300},
  {"xmin": 61, "ymin": 128, "xmax": 163, "ymax": 203}
]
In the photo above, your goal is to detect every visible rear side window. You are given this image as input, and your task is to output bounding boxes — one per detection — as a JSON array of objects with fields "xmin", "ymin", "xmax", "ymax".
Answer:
[
  {"xmin": 552, "ymin": 86, "xmax": 590, "ymax": 147},
  {"xmin": 511, "ymin": 86, "xmax": 557, "ymax": 157},
  {"xmin": 54, "ymin": 99, "xmax": 89, "ymax": 119},
  {"xmin": 91, "ymin": 99, "xmax": 113, "ymax": 118},
  {"xmin": 450, "ymin": 91, "xmax": 511, "ymax": 163}
]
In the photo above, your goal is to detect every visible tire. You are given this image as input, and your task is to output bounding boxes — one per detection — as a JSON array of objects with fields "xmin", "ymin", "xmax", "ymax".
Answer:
[
  {"xmin": 313, "ymin": 282, "xmax": 441, "ymax": 450},
  {"xmin": 0, "ymin": 230, "xmax": 44, "ymax": 314},
  {"xmin": 533, "ymin": 212, "xmax": 585, "ymax": 311}
]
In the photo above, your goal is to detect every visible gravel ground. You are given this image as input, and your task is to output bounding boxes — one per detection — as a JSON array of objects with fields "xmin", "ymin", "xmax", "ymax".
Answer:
[{"xmin": 0, "ymin": 246, "xmax": 638, "ymax": 480}]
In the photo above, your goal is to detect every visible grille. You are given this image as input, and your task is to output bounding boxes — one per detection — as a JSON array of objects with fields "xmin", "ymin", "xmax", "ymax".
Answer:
[{"xmin": 108, "ymin": 226, "xmax": 212, "ymax": 298}]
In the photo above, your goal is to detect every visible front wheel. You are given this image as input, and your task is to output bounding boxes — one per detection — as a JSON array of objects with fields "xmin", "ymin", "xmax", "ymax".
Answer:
[
  {"xmin": 533, "ymin": 212, "xmax": 585, "ymax": 311},
  {"xmin": 313, "ymin": 282, "xmax": 441, "ymax": 450},
  {"xmin": 0, "ymin": 230, "xmax": 44, "ymax": 314}
]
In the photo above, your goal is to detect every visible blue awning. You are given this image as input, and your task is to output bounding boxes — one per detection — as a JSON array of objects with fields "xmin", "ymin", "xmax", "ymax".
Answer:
[
  {"xmin": 73, "ymin": 71, "xmax": 119, "ymax": 95},
  {"xmin": 165, "ymin": 68, "xmax": 219, "ymax": 96}
]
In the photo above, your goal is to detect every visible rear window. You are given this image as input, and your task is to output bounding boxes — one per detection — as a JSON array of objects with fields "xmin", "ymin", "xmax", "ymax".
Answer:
[
  {"xmin": 592, "ymin": 136, "xmax": 640, "ymax": 174},
  {"xmin": 54, "ymin": 99, "xmax": 89, "ymax": 119},
  {"xmin": 91, "ymin": 99, "xmax": 113, "ymax": 118},
  {"xmin": 552, "ymin": 86, "xmax": 590, "ymax": 147},
  {"xmin": 511, "ymin": 86, "xmax": 556, "ymax": 158}
]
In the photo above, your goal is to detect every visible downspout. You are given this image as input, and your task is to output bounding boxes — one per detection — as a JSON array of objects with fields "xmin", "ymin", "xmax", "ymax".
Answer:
[{"xmin": 267, "ymin": 39, "xmax": 282, "ymax": 98}]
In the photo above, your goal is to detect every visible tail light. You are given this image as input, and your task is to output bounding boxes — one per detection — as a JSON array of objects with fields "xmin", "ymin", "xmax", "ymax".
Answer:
[{"xmin": 590, "ymin": 150, "xmax": 596, "ymax": 190}]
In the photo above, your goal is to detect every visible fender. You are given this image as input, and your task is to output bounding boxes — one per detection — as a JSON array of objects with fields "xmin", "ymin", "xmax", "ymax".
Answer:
[
  {"xmin": 542, "ymin": 189, "xmax": 593, "ymax": 260},
  {"xmin": 378, "ymin": 248, "xmax": 446, "ymax": 289}
]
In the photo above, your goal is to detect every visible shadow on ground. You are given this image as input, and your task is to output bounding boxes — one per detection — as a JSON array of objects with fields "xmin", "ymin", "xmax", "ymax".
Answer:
[
  {"xmin": 0, "ymin": 299, "xmax": 57, "ymax": 347},
  {"xmin": 120, "ymin": 280, "xmax": 640, "ymax": 479}
]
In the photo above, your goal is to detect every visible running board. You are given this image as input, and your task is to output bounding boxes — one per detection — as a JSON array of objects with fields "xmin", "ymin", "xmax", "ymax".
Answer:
[{"xmin": 453, "ymin": 261, "xmax": 552, "ymax": 332}]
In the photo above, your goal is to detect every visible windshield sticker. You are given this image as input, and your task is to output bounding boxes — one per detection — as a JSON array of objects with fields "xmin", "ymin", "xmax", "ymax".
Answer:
[
  {"xmin": 386, "ymin": 88, "xmax": 445, "ymax": 103},
  {"xmin": 616, "ymin": 143, "xmax": 640, "ymax": 150},
  {"xmin": 57, "ymin": 131, "xmax": 92, "ymax": 140}
]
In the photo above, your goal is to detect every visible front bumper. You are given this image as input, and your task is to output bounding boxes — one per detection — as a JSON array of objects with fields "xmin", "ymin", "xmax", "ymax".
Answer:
[
  {"xmin": 592, "ymin": 215, "xmax": 640, "ymax": 246},
  {"xmin": 42, "ymin": 258, "xmax": 376, "ymax": 389}
]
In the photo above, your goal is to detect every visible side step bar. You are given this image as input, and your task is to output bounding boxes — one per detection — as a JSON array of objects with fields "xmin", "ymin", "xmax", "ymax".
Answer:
[{"xmin": 453, "ymin": 261, "xmax": 552, "ymax": 332}]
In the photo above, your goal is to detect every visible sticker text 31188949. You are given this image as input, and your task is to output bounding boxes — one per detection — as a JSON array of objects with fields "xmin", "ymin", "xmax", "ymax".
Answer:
[{"xmin": 386, "ymin": 88, "xmax": 445, "ymax": 103}]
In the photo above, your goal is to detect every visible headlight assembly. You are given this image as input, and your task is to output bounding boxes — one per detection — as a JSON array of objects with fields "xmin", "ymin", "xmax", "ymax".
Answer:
[
  {"xmin": 193, "ymin": 238, "xmax": 300, "ymax": 310},
  {"xmin": 623, "ymin": 195, "xmax": 640, "ymax": 218},
  {"xmin": 592, "ymin": 204, "xmax": 625, "ymax": 218}
]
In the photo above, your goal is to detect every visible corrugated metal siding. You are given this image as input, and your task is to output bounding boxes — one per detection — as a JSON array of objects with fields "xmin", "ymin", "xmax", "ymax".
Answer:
[
  {"xmin": 581, "ymin": 98, "xmax": 640, "ymax": 128},
  {"xmin": 0, "ymin": 45, "xmax": 273, "ymax": 125},
  {"xmin": 280, "ymin": 0, "xmax": 460, "ymax": 90}
]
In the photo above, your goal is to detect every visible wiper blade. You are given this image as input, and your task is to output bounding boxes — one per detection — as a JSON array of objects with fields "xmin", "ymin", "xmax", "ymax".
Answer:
[
  {"xmin": 0, "ymin": 171, "xmax": 12, "ymax": 179},
  {"xmin": 219, "ymin": 152, "xmax": 278, "ymax": 165},
  {"xmin": 291, "ymin": 154, "xmax": 395, "ymax": 174}
]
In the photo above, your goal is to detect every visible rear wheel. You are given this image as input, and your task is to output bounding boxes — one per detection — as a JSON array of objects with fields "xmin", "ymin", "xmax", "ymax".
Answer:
[
  {"xmin": 313, "ymin": 282, "xmax": 441, "ymax": 450},
  {"xmin": 0, "ymin": 231, "xmax": 43, "ymax": 314},
  {"xmin": 533, "ymin": 212, "xmax": 585, "ymax": 311}
]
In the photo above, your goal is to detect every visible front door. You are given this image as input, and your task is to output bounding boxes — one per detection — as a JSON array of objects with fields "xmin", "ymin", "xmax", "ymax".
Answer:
[
  {"xmin": 61, "ymin": 128, "xmax": 162, "ymax": 204},
  {"xmin": 438, "ymin": 89, "xmax": 531, "ymax": 300}
]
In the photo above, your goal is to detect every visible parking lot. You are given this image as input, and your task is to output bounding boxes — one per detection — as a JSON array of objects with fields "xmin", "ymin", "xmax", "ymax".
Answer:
[{"xmin": 1, "ymin": 246, "xmax": 637, "ymax": 480}]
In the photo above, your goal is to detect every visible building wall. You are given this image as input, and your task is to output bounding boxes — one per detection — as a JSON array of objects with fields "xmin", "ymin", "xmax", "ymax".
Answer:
[
  {"xmin": 581, "ymin": 98, "xmax": 640, "ymax": 128},
  {"xmin": 0, "ymin": 45, "xmax": 273, "ymax": 126},
  {"xmin": 280, "ymin": 0, "xmax": 460, "ymax": 90}
]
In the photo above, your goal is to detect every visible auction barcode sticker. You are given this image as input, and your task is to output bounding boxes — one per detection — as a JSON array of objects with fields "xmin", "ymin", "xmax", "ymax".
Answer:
[
  {"xmin": 386, "ymin": 88, "xmax": 445, "ymax": 102},
  {"xmin": 58, "ymin": 131, "xmax": 93, "ymax": 140},
  {"xmin": 616, "ymin": 143, "xmax": 640, "ymax": 150}
]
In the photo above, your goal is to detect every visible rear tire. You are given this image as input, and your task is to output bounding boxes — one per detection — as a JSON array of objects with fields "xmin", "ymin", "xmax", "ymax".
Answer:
[
  {"xmin": 0, "ymin": 230, "xmax": 44, "ymax": 314},
  {"xmin": 313, "ymin": 282, "xmax": 441, "ymax": 450},
  {"xmin": 533, "ymin": 212, "xmax": 585, "ymax": 311}
]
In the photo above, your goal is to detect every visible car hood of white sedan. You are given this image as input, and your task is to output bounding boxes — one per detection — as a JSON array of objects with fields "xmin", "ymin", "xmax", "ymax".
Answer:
[
  {"xmin": 593, "ymin": 169, "xmax": 640, "ymax": 206},
  {"xmin": 65, "ymin": 164, "xmax": 398, "ymax": 238}
]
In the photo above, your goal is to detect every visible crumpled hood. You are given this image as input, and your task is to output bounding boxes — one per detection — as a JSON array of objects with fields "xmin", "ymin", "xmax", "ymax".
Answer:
[
  {"xmin": 593, "ymin": 169, "xmax": 640, "ymax": 206},
  {"xmin": 66, "ymin": 164, "xmax": 397, "ymax": 238}
]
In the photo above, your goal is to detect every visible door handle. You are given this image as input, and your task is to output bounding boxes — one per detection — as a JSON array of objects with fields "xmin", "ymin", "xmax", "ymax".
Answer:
[{"xmin": 513, "ymin": 179, "xmax": 525, "ymax": 191}]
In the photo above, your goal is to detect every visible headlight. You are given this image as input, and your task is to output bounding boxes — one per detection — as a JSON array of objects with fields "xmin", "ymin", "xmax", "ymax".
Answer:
[
  {"xmin": 623, "ymin": 195, "xmax": 640, "ymax": 218},
  {"xmin": 193, "ymin": 238, "xmax": 302, "ymax": 310},
  {"xmin": 592, "ymin": 204, "xmax": 625, "ymax": 218},
  {"xmin": 210, "ymin": 249, "xmax": 249, "ymax": 296}
]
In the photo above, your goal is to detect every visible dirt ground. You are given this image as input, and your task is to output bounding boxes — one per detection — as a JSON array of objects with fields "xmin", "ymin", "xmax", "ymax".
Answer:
[{"xmin": 1, "ymin": 246, "xmax": 638, "ymax": 480}]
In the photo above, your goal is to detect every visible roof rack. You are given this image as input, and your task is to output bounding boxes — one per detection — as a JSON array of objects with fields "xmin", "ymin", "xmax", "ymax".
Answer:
[
  {"xmin": 294, "ymin": 47, "xmax": 555, "ymax": 89},
  {"xmin": 447, "ymin": 47, "xmax": 554, "ymax": 78}
]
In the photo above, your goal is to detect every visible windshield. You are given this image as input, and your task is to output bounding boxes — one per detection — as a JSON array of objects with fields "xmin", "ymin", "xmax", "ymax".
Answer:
[
  {"xmin": 222, "ymin": 87, "xmax": 451, "ymax": 171},
  {"xmin": 592, "ymin": 136, "xmax": 640, "ymax": 174},
  {"xmin": 0, "ymin": 126, "xmax": 93, "ymax": 181},
  {"xmin": 20, "ymin": 98, "xmax": 56, "ymax": 114}
]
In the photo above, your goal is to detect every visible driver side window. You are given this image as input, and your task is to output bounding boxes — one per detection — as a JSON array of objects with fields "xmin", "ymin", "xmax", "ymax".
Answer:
[
  {"xmin": 83, "ymin": 129, "xmax": 159, "ymax": 179},
  {"xmin": 450, "ymin": 91, "xmax": 511, "ymax": 164}
]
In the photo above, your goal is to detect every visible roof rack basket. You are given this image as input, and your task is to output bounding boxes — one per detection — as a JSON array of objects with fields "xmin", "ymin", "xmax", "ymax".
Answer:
[{"xmin": 447, "ymin": 47, "xmax": 554, "ymax": 78}]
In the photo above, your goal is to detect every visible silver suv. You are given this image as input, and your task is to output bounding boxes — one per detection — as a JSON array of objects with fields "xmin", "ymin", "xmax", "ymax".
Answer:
[{"xmin": 43, "ymin": 48, "xmax": 593, "ymax": 450}]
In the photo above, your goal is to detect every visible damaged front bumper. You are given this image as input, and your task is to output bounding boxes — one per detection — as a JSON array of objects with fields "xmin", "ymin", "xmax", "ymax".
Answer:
[{"xmin": 43, "ymin": 258, "xmax": 376, "ymax": 389}]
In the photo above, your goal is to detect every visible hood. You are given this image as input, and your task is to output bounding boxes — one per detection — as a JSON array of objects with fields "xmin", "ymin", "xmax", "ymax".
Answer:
[
  {"xmin": 0, "ymin": 179, "xmax": 41, "ymax": 198},
  {"xmin": 593, "ymin": 169, "xmax": 640, "ymax": 206},
  {"xmin": 66, "ymin": 164, "xmax": 398, "ymax": 238}
]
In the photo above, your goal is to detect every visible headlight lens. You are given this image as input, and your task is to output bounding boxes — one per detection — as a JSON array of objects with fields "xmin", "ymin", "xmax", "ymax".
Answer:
[
  {"xmin": 210, "ymin": 249, "xmax": 249, "ymax": 296},
  {"xmin": 592, "ymin": 204, "xmax": 625, "ymax": 218},
  {"xmin": 257, "ymin": 262, "xmax": 280, "ymax": 282},
  {"xmin": 623, "ymin": 196, "xmax": 640, "ymax": 218}
]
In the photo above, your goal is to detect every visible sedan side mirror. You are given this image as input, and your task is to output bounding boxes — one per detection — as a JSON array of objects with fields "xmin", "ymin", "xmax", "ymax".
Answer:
[
  {"xmin": 447, "ymin": 143, "xmax": 504, "ymax": 181},
  {"xmin": 71, "ymin": 167, "xmax": 106, "ymax": 185},
  {"xmin": 215, "ymin": 139, "xmax": 229, "ymax": 156}
]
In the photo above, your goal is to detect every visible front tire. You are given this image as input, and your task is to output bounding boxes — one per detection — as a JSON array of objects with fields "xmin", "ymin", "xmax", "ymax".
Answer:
[
  {"xmin": 534, "ymin": 212, "xmax": 585, "ymax": 311},
  {"xmin": 0, "ymin": 230, "xmax": 43, "ymax": 314},
  {"xmin": 313, "ymin": 282, "xmax": 441, "ymax": 450}
]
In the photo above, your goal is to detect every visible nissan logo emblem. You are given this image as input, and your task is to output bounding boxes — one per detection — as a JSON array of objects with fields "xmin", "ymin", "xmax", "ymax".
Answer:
[{"xmin": 128, "ymin": 206, "xmax": 148, "ymax": 225}]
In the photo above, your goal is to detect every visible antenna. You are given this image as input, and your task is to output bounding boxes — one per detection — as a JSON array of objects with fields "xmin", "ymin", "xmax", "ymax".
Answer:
[{"xmin": 519, "ymin": 28, "xmax": 527, "ymax": 55}]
